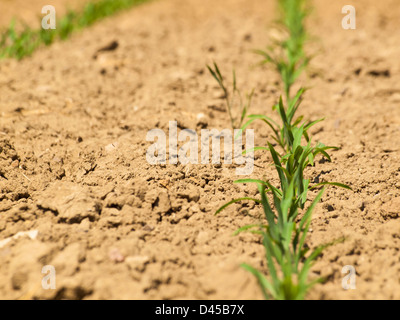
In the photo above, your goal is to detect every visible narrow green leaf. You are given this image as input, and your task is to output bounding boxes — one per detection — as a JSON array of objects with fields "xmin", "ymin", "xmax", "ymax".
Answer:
[
  {"xmin": 233, "ymin": 224, "xmax": 266, "ymax": 236},
  {"xmin": 310, "ymin": 182, "xmax": 352, "ymax": 191},
  {"xmin": 241, "ymin": 263, "xmax": 276, "ymax": 300},
  {"xmin": 215, "ymin": 197, "xmax": 261, "ymax": 215}
]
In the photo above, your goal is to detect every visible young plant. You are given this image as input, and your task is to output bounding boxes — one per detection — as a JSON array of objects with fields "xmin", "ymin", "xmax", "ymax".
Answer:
[
  {"xmin": 241, "ymin": 0, "xmax": 311, "ymax": 153},
  {"xmin": 217, "ymin": 96, "xmax": 350, "ymax": 300},
  {"xmin": 207, "ymin": 62, "xmax": 254, "ymax": 130},
  {"xmin": 0, "ymin": 20, "xmax": 40, "ymax": 60},
  {"xmin": 256, "ymin": 0, "xmax": 310, "ymax": 102},
  {"xmin": 217, "ymin": 148, "xmax": 344, "ymax": 300},
  {"xmin": 241, "ymin": 88, "xmax": 317, "ymax": 153},
  {"xmin": 238, "ymin": 165, "xmax": 327, "ymax": 300}
]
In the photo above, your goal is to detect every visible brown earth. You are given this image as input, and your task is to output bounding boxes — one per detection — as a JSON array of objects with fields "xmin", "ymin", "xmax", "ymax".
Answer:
[
  {"xmin": 0, "ymin": 0, "xmax": 86, "ymax": 28},
  {"xmin": 0, "ymin": 0, "xmax": 399, "ymax": 300}
]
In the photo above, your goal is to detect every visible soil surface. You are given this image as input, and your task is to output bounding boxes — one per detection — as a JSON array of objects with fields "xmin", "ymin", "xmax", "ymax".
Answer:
[
  {"xmin": 0, "ymin": 0, "xmax": 399, "ymax": 300},
  {"xmin": 0, "ymin": 0, "xmax": 85, "ymax": 28}
]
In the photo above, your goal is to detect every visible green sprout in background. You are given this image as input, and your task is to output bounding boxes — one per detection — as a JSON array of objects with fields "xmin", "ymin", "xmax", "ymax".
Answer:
[
  {"xmin": 0, "ymin": 0, "xmax": 150, "ymax": 60},
  {"xmin": 256, "ymin": 0, "xmax": 310, "ymax": 103},
  {"xmin": 207, "ymin": 62, "xmax": 255, "ymax": 130}
]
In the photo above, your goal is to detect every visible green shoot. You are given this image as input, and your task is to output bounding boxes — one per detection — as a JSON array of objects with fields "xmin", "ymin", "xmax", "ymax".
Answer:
[
  {"xmin": 0, "ymin": 0, "xmax": 151, "ymax": 60},
  {"xmin": 242, "ymin": 88, "xmax": 313, "ymax": 153},
  {"xmin": 207, "ymin": 62, "xmax": 254, "ymax": 130},
  {"xmin": 244, "ymin": 0, "xmax": 311, "ymax": 153},
  {"xmin": 242, "ymin": 185, "xmax": 326, "ymax": 301},
  {"xmin": 216, "ymin": 97, "xmax": 351, "ymax": 300},
  {"xmin": 256, "ymin": 0, "xmax": 310, "ymax": 102}
]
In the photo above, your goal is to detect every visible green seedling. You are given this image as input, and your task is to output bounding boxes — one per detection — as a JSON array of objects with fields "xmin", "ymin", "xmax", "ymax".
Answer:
[
  {"xmin": 207, "ymin": 62, "xmax": 254, "ymax": 130},
  {"xmin": 256, "ymin": 0, "xmax": 310, "ymax": 102},
  {"xmin": 241, "ymin": 180, "xmax": 327, "ymax": 301},
  {"xmin": 217, "ymin": 142, "xmax": 350, "ymax": 300},
  {"xmin": 239, "ymin": 0, "xmax": 312, "ymax": 155},
  {"xmin": 241, "ymin": 88, "xmax": 313, "ymax": 153},
  {"xmin": 217, "ymin": 95, "xmax": 351, "ymax": 300},
  {"xmin": 0, "ymin": 20, "xmax": 40, "ymax": 60}
]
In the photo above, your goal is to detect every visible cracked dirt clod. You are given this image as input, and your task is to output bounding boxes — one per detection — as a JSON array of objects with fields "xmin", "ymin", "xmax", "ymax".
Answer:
[{"xmin": 36, "ymin": 182, "xmax": 101, "ymax": 224}]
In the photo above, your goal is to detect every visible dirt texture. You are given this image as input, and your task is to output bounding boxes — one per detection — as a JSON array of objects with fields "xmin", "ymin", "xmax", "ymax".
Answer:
[
  {"xmin": 0, "ymin": 0, "xmax": 399, "ymax": 300},
  {"xmin": 0, "ymin": 0, "xmax": 86, "ymax": 28}
]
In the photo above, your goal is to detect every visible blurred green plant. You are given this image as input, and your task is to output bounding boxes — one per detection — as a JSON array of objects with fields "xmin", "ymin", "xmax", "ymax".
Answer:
[
  {"xmin": 240, "ymin": 0, "xmax": 313, "ymax": 154},
  {"xmin": 207, "ymin": 62, "xmax": 254, "ymax": 130},
  {"xmin": 256, "ymin": 0, "xmax": 310, "ymax": 102},
  {"xmin": 0, "ymin": 0, "xmax": 150, "ymax": 60}
]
